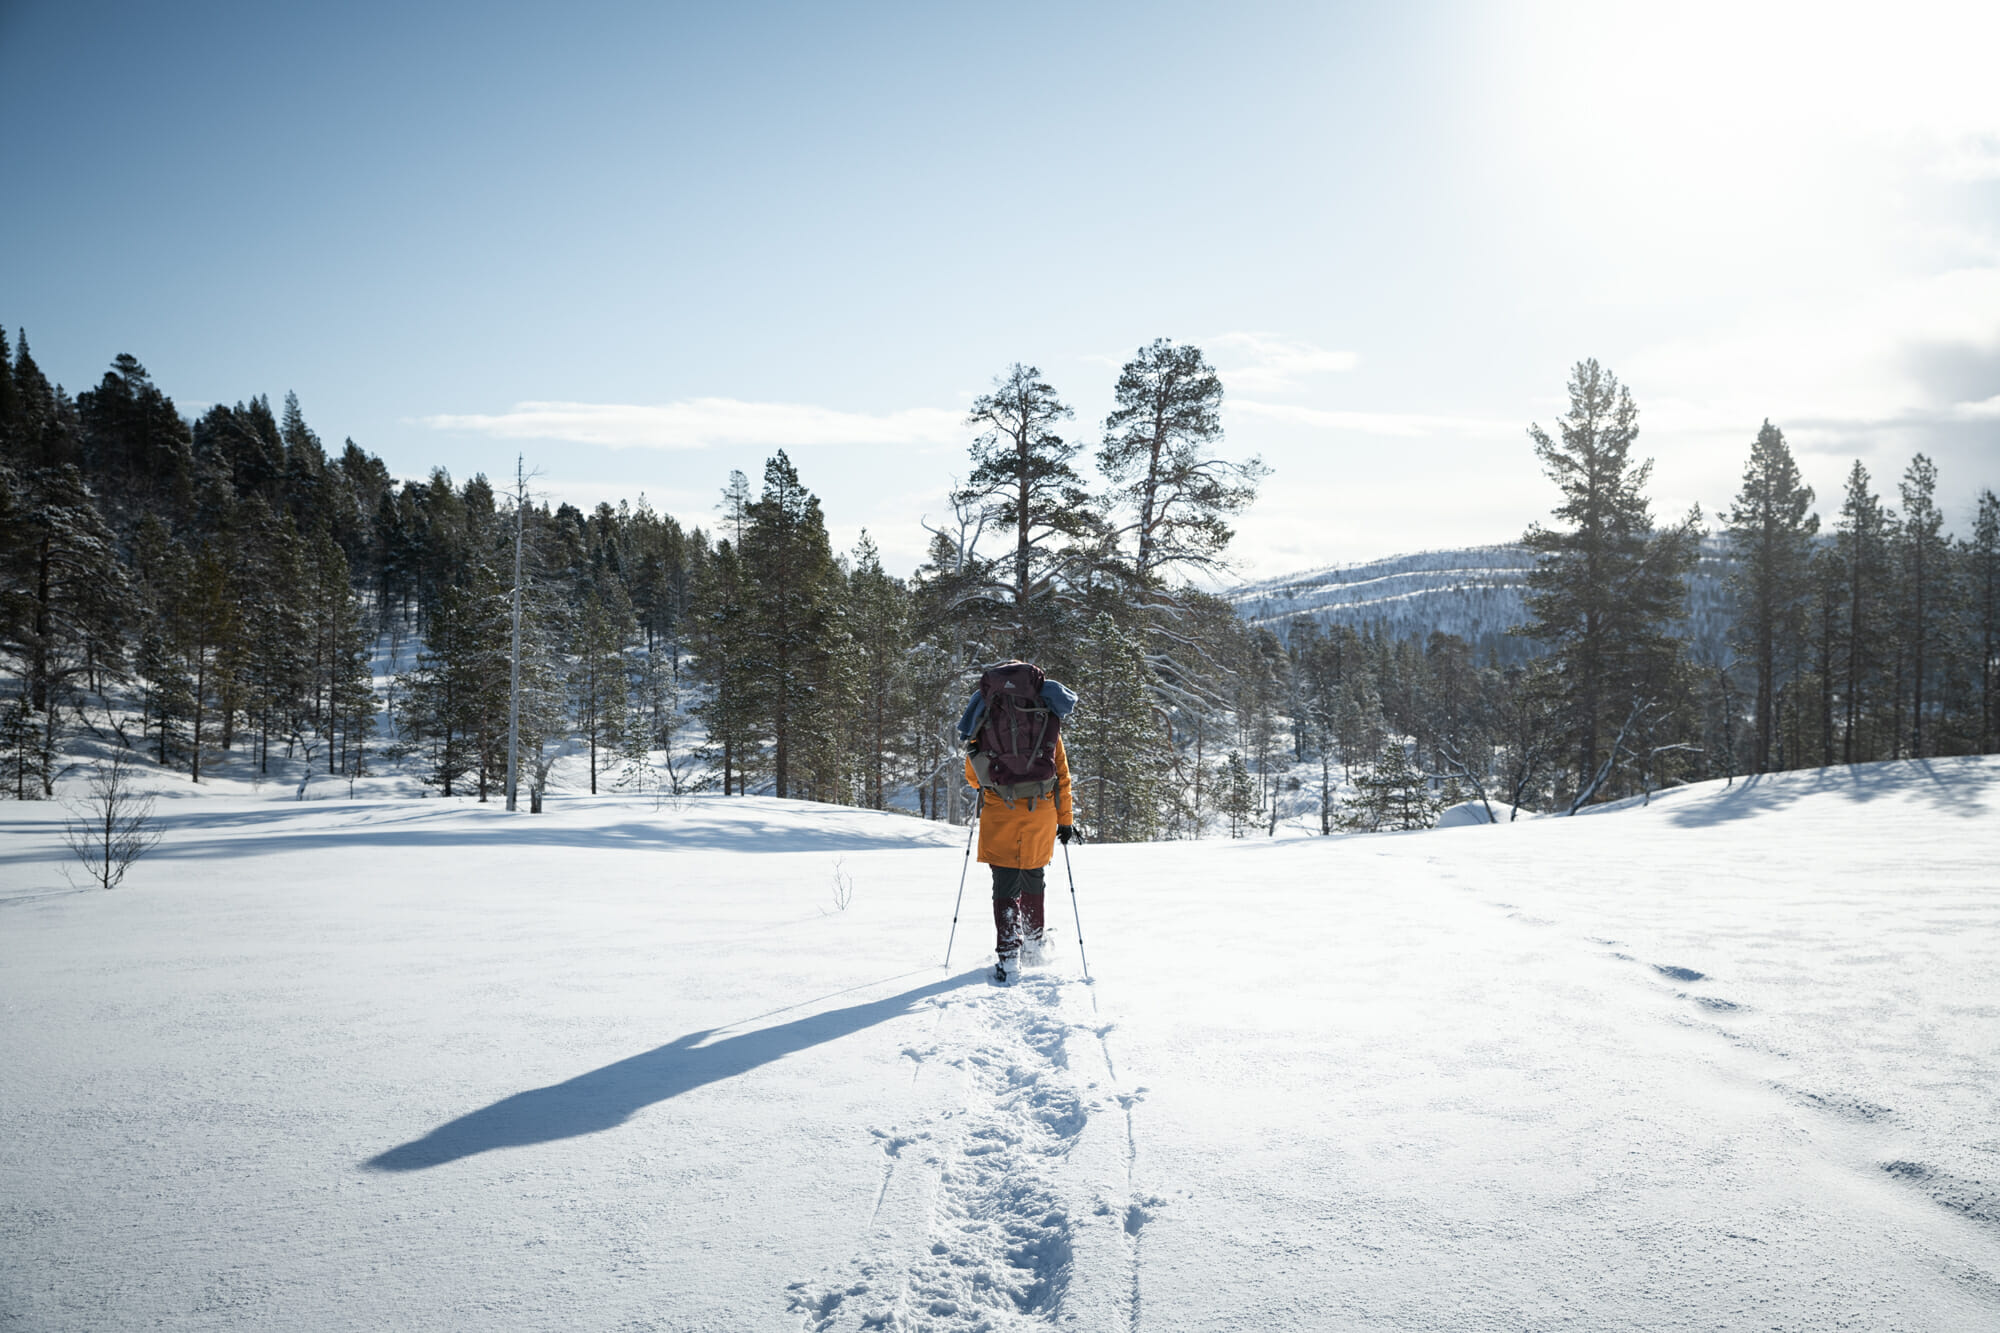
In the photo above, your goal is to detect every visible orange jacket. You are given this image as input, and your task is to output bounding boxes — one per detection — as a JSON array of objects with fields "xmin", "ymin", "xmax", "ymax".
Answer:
[{"xmin": 966, "ymin": 735, "xmax": 1074, "ymax": 870}]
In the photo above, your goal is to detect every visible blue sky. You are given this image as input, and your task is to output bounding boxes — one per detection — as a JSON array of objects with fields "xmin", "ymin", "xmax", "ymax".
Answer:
[{"xmin": 4, "ymin": 1, "xmax": 1996, "ymax": 576}]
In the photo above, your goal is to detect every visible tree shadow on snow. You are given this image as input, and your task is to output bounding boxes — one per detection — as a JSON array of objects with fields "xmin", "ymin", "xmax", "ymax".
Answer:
[
  {"xmin": 363, "ymin": 970, "xmax": 985, "ymax": 1172},
  {"xmin": 1665, "ymin": 756, "xmax": 2000, "ymax": 828},
  {"xmin": 0, "ymin": 806, "xmax": 954, "ymax": 868}
]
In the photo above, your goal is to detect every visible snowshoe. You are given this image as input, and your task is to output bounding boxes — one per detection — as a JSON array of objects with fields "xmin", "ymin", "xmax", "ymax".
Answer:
[{"xmin": 993, "ymin": 954, "xmax": 1017, "ymax": 984}]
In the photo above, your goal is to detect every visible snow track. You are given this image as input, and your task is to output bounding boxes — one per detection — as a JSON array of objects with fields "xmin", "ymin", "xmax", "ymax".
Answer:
[{"xmin": 790, "ymin": 972, "xmax": 1154, "ymax": 1332}]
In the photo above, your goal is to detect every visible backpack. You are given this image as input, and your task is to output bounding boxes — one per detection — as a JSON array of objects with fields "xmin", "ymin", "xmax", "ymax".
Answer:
[{"xmin": 967, "ymin": 661, "xmax": 1062, "ymax": 807}]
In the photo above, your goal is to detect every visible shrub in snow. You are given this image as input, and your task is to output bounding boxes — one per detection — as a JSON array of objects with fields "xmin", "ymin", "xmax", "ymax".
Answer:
[{"xmin": 61, "ymin": 751, "xmax": 162, "ymax": 890}]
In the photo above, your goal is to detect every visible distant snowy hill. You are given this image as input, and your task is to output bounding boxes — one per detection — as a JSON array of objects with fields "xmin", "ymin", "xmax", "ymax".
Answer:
[{"xmin": 1227, "ymin": 536, "xmax": 1737, "ymax": 662}]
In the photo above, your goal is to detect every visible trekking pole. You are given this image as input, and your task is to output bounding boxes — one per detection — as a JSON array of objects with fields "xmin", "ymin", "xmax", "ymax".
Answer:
[
  {"xmin": 1061, "ymin": 840, "xmax": 1091, "ymax": 982},
  {"xmin": 943, "ymin": 796, "xmax": 979, "ymax": 969}
]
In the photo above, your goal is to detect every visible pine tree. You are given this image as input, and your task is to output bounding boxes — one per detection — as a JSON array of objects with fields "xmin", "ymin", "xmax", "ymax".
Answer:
[
  {"xmin": 1835, "ymin": 462, "xmax": 1894, "ymax": 762},
  {"xmin": 1807, "ymin": 544, "xmax": 1845, "ymax": 767},
  {"xmin": 719, "ymin": 470, "xmax": 752, "ymax": 548},
  {"xmin": 1334, "ymin": 673, "xmax": 1386, "ymax": 775},
  {"xmin": 1098, "ymin": 339, "xmax": 1265, "ymax": 583},
  {"xmin": 1295, "ymin": 625, "xmax": 1350, "ymax": 834},
  {"xmin": 1725, "ymin": 421, "xmax": 1818, "ymax": 772},
  {"xmin": 0, "ymin": 465, "xmax": 127, "ymax": 792},
  {"xmin": 1517, "ymin": 360, "xmax": 1700, "ymax": 806},
  {"xmin": 1897, "ymin": 454, "xmax": 1949, "ymax": 756},
  {"xmin": 75, "ymin": 355, "xmax": 195, "ymax": 519},
  {"xmin": 1972, "ymin": 490, "xmax": 2000, "ymax": 754},
  {"xmin": 627, "ymin": 497, "xmax": 693, "ymax": 656},
  {"xmin": 329, "ymin": 606, "xmax": 375, "ymax": 783},
  {"xmin": 398, "ymin": 574, "xmax": 508, "ymax": 797},
  {"xmin": 509, "ymin": 572, "xmax": 572, "ymax": 813},
  {"xmin": 233, "ymin": 507, "xmax": 309, "ymax": 774},
  {"xmin": 179, "ymin": 546, "xmax": 238, "ymax": 782},
  {"xmin": 572, "ymin": 589, "xmax": 633, "ymax": 796},
  {"xmin": 957, "ymin": 364, "xmax": 1098, "ymax": 654}
]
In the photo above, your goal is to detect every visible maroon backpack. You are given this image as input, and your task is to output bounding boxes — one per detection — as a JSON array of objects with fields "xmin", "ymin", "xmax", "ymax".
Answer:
[{"xmin": 968, "ymin": 661, "xmax": 1061, "ymax": 806}]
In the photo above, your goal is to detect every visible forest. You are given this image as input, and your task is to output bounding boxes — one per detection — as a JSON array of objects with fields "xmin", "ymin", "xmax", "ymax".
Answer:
[{"xmin": 2, "ymin": 331, "xmax": 1996, "ymax": 838}]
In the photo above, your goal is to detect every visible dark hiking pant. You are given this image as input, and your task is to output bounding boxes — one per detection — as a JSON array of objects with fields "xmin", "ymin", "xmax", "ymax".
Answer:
[{"xmin": 991, "ymin": 865, "xmax": 1046, "ymax": 957}]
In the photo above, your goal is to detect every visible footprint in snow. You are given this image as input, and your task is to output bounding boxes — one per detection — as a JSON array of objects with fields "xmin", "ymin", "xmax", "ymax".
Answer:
[
  {"xmin": 1653, "ymin": 964, "xmax": 1706, "ymax": 982},
  {"xmin": 869, "ymin": 1127, "xmax": 928, "ymax": 1157}
]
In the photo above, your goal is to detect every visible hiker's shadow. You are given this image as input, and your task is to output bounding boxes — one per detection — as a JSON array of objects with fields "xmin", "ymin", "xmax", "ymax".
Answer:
[{"xmin": 365, "ymin": 971, "xmax": 983, "ymax": 1172}]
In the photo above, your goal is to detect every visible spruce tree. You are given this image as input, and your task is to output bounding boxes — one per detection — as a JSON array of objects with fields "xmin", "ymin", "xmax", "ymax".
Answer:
[
  {"xmin": 280, "ymin": 392, "xmax": 328, "ymax": 528},
  {"xmin": 691, "ymin": 536, "xmax": 759, "ymax": 795},
  {"xmin": 740, "ymin": 451, "xmax": 844, "ymax": 801},
  {"xmin": 624, "ymin": 637, "xmax": 681, "ymax": 793},
  {"xmin": 8, "ymin": 336, "xmax": 78, "ymax": 472},
  {"xmin": 1339, "ymin": 740, "xmax": 1443, "ymax": 833},
  {"xmin": 1725, "ymin": 421, "xmax": 1818, "ymax": 772},
  {"xmin": 1070, "ymin": 613, "xmax": 1161, "ymax": 843},
  {"xmin": 0, "ymin": 693, "xmax": 43, "ymax": 799},
  {"xmin": 846, "ymin": 533, "xmax": 913, "ymax": 809},
  {"xmin": 0, "ymin": 326, "xmax": 20, "ymax": 448},
  {"xmin": 1517, "ymin": 360, "xmax": 1700, "ymax": 806},
  {"xmin": 1219, "ymin": 750, "xmax": 1255, "ymax": 838}
]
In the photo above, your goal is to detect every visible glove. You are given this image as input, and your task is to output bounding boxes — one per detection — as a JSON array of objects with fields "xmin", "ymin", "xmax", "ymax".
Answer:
[{"xmin": 1057, "ymin": 824, "xmax": 1076, "ymax": 845}]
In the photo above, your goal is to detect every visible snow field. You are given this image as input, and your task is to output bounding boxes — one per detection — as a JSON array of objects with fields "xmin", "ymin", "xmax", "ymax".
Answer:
[{"xmin": 3, "ymin": 759, "xmax": 1999, "ymax": 1330}]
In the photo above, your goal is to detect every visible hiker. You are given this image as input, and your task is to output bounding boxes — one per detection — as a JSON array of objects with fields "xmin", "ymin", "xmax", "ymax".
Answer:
[{"xmin": 958, "ymin": 660, "xmax": 1077, "ymax": 982}]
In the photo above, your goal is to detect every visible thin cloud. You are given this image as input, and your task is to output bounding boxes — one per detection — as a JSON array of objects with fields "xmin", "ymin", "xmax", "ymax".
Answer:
[
  {"xmin": 1209, "ymin": 332, "xmax": 1359, "ymax": 393},
  {"xmin": 1229, "ymin": 399, "xmax": 1516, "ymax": 438},
  {"xmin": 422, "ymin": 398, "xmax": 964, "ymax": 450}
]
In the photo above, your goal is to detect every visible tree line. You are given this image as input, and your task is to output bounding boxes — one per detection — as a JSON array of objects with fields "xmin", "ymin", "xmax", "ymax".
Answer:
[
  {"xmin": 3, "ymin": 329, "xmax": 1994, "ymax": 836},
  {"xmin": 1270, "ymin": 360, "xmax": 1998, "ymax": 831}
]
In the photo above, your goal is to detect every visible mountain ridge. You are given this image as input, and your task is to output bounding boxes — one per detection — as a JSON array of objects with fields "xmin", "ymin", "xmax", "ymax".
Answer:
[{"xmin": 1226, "ymin": 538, "xmax": 1735, "ymax": 663}]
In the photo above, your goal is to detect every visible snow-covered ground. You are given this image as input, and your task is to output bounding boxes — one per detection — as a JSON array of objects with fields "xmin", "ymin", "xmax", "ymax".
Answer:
[{"xmin": 4, "ymin": 758, "xmax": 1998, "ymax": 1330}]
